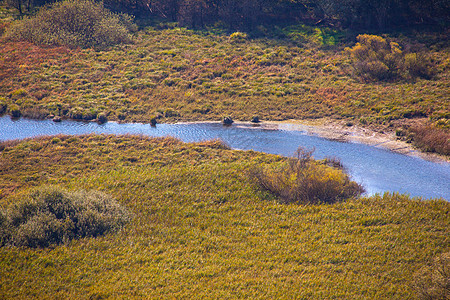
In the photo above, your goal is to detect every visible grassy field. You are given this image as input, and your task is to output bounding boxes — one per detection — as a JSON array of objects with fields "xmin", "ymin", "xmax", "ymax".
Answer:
[
  {"xmin": 0, "ymin": 0, "xmax": 449, "ymax": 154},
  {"xmin": 1, "ymin": 27, "xmax": 448, "ymax": 123},
  {"xmin": 0, "ymin": 135, "xmax": 448, "ymax": 299}
]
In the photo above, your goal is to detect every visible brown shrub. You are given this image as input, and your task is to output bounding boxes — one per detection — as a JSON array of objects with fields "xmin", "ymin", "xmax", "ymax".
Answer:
[
  {"xmin": 409, "ymin": 125, "xmax": 450, "ymax": 156},
  {"xmin": 250, "ymin": 147, "xmax": 365, "ymax": 204}
]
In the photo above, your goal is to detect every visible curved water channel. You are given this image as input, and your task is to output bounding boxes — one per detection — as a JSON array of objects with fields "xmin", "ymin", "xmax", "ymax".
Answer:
[{"xmin": 1, "ymin": 116, "xmax": 449, "ymax": 200}]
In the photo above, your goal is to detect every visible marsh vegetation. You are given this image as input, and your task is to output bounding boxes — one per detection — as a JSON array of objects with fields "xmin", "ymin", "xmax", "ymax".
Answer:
[
  {"xmin": 0, "ymin": 135, "xmax": 448, "ymax": 298},
  {"xmin": 0, "ymin": 0, "xmax": 449, "ymax": 155},
  {"xmin": 0, "ymin": 0, "xmax": 448, "ymax": 298}
]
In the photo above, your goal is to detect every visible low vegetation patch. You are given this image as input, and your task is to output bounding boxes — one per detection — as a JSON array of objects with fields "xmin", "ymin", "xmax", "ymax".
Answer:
[
  {"xmin": 408, "ymin": 124, "xmax": 450, "ymax": 156},
  {"xmin": 0, "ymin": 135, "xmax": 448, "ymax": 298},
  {"xmin": 4, "ymin": 0, "xmax": 135, "ymax": 49},
  {"xmin": 251, "ymin": 147, "xmax": 364, "ymax": 204},
  {"xmin": 0, "ymin": 186, "xmax": 130, "ymax": 248},
  {"xmin": 413, "ymin": 251, "xmax": 450, "ymax": 300}
]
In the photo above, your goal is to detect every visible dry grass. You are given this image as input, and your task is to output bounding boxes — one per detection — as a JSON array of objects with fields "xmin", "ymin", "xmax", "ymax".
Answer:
[
  {"xmin": 0, "ymin": 135, "xmax": 448, "ymax": 298},
  {"xmin": 251, "ymin": 147, "xmax": 364, "ymax": 204}
]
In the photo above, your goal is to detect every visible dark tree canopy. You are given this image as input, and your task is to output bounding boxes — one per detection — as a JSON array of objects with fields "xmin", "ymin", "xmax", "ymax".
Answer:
[{"xmin": 5, "ymin": 0, "xmax": 450, "ymax": 31}]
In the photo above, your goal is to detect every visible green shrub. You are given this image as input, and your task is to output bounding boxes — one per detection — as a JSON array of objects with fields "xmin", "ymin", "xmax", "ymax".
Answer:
[
  {"xmin": 412, "ymin": 252, "xmax": 450, "ymax": 300},
  {"xmin": 97, "ymin": 112, "xmax": 108, "ymax": 124},
  {"xmin": 4, "ymin": 0, "xmax": 134, "ymax": 49},
  {"xmin": 345, "ymin": 34, "xmax": 402, "ymax": 81},
  {"xmin": 0, "ymin": 186, "xmax": 130, "ymax": 248},
  {"xmin": 229, "ymin": 31, "xmax": 248, "ymax": 43},
  {"xmin": 251, "ymin": 148, "xmax": 365, "ymax": 204}
]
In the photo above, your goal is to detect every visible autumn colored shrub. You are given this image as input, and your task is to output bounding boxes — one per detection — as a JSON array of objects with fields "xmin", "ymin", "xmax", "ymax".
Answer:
[
  {"xmin": 346, "ymin": 34, "xmax": 435, "ymax": 81},
  {"xmin": 251, "ymin": 148, "xmax": 365, "ymax": 204},
  {"xmin": 403, "ymin": 52, "xmax": 435, "ymax": 80},
  {"xmin": 4, "ymin": 0, "xmax": 134, "ymax": 49},
  {"xmin": 0, "ymin": 186, "xmax": 130, "ymax": 248}
]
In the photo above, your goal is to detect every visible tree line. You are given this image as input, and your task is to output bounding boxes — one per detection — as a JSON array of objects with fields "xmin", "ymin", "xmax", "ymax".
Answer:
[{"xmin": 4, "ymin": 0, "xmax": 449, "ymax": 31}]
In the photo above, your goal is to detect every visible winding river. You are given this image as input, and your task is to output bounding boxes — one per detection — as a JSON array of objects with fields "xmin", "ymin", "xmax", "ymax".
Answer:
[{"xmin": 1, "ymin": 116, "xmax": 449, "ymax": 200}]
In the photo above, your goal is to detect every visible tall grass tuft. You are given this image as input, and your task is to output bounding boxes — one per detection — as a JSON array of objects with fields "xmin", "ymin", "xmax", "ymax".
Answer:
[
  {"xmin": 251, "ymin": 147, "xmax": 365, "ymax": 204},
  {"xmin": 0, "ymin": 186, "xmax": 130, "ymax": 248},
  {"xmin": 4, "ymin": 0, "xmax": 135, "ymax": 49},
  {"xmin": 408, "ymin": 124, "xmax": 450, "ymax": 156}
]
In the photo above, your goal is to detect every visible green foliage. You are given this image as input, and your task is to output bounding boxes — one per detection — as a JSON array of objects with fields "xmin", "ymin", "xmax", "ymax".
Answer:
[
  {"xmin": 251, "ymin": 147, "xmax": 365, "ymax": 204},
  {"xmin": 229, "ymin": 31, "xmax": 248, "ymax": 43},
  {"xmin": 346, "ymin": 34, "xmax": 436, "ymax": 81},
  {"xmin": 404, "ymin": 52, "xmax": 435, "ymax": 80},
  {"xmin": 346, "ymin": 34, "xmax": 403, "ymax": 81},
  {"xmin": 0, "ymin": 27, "xmax": 448, "ymax": 155},
  {"xmin": 4, "ymin": 0, "xmax": 134, "ymax": 49},
  {"xmin": 0, "ymin": 186, "xmax": 130, "ymax": 248}
]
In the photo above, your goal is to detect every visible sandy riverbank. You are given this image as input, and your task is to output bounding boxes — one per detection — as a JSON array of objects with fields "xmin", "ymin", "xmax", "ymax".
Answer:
[{"xmin": 257, "ymin": 118, "xmax": 449, "ymax": 163}]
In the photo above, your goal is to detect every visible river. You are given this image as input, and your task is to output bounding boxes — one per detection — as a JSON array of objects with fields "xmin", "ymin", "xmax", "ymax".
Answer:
[{"xmin": 1, "ymin": 116, "xmax": 449, "ymax": 200}]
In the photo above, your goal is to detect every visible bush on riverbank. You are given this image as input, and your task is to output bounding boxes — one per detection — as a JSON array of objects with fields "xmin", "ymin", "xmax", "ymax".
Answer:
[
  {"xmin": 407, "ymin": 124, "xmax": 450, "ymax": 156},
  {"xmin": 251, "ymin": 147, "xmax": 365, "ymax": 204}
]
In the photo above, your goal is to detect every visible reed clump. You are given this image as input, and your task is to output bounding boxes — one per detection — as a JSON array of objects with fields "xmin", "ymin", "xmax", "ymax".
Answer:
[
  {"xmin": 408, "ymin": 124, "xmax": 450, "ymax": 156},
  {"xmin": 251, "ymin": 147, "xmax": 365, "ymax": 204}
]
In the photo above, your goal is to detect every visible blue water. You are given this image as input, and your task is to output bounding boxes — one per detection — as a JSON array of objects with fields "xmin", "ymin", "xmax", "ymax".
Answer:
[{"xmin": 1, "ymin": 116, "xmax": 449, "ymax": 200}]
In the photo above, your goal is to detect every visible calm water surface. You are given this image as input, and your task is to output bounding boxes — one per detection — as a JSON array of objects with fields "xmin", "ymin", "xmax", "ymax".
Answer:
[{"xmin": 1, "ymin": 116, "xmax": 449, "ymax": 200}]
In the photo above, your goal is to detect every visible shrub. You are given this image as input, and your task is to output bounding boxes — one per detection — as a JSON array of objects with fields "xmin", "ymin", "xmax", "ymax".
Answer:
[
  {"xmin": 97, "ymin": 112, "xmax": 108, "ymax": 124},
  {"xmin": 345, "ymin": 34, "xmax": 403, "ymax": 81},
  {"xmin": 229, "ymin": 31, "xmax": 248, "ymax": 43},
  {"xmin": 412, "ymin": 252, "xmax": 450, "ymax": 300},
  {"xmin": 223, "ymin": 116, "xmax": 234, "ymax": 125},
  {"xmin": 8, "ymin": 104, "xmax": 21, "ymax": 118},
  {"xmin": 403, "ymin": 52, "xmax": 435, "ymax": 80},
  {"xmin": 4, "ymin": 0, "xmax": 134, "ymax": 49},
  {"xmin": 0, "ymin": 186, "xmax": 130, "ymax": 248},
  {"xmin": 346, "ymin": 34, "xmax": 435, "ymax": 81},
  {"xmin": 251, "ymin": 148, "xmax": 364, "ymax": 204}
]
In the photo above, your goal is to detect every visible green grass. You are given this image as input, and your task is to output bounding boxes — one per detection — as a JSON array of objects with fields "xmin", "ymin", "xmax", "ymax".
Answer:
[{"xmin": 0, "ymin": 135, "xmax": 448, "ymax": 298}]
